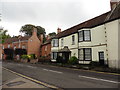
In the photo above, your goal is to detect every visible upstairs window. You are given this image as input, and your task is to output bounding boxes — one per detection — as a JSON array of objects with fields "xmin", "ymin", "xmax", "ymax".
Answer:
[
  {"xmin": 2, "ymin": 45, "xmax": 4, "ymax": 49},
  {"xmin": 52, "ymin": 39, "xmax": 58, "ymax": 47},
  {"xmin": 72, "ymin": 35, "xmax": 75, "ymax": 45},
  {"xmin": 79, "ymin": 30, "xmax": 91, "ymax": 42},
  {"xmin": 45, "ymin": 46, "xmax": 47, "ymax": 51},
  {"xmin": 61, "ymin": 38, "xmax": 64, "ymax": 47},
  {"xmin": 8, "ymin": 44, "xmax": 10, "ymax": 48}
]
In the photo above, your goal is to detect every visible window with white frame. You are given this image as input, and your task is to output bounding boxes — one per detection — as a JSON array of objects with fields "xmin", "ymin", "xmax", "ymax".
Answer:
[
  {"xmin": 51, "ymin": 52, "xmax": 58, "ymax": 59},
  {"xmin": 79, "ymin": 48, "xmax": 92, "ymax": 61},
  {"xmin": 72, "ymin": 35, "xmax": 75, "ymax": 45},
  {"xmin": 61, "ymin": 38, "xmax": 64, "ymax": 47},
  {"xmin": 2, "ymin": 45, "xmax": 4, "ymax": 49},
  {"xmin": 79, "ymin": 30, "xmax": 91, "ymax": 42},
  {"xmin": 14, "ymin": 46, "xmax": 16, "ymax": 50},
  {"xmin": 45, "ymin": 46, "xmax": 47, "ymax": 51},
  {"xmin": 8, "ymin": 44, "xmax": 10, "ymax": 48},
  {"xmin": 79, "ymin": 31, "xmax": 83, "ymax": 42},
  {"xmin": 22, "ymin": 45, "xmax": 26, "ymax": 49},
  {"xmin": 52, "ymin": 39, "xmax": 58, "ymax": 47}
]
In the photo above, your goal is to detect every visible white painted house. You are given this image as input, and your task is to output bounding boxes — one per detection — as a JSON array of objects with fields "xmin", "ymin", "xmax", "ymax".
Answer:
[{"xmin": 51, "ymin": 1, "xmax": 120, "ymax": 69}]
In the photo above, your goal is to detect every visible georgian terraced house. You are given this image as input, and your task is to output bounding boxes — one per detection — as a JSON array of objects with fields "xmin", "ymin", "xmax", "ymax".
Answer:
[
  {"xmin": 51, "ymin": 1, "xmax": 120, "ymax": 69},
  {"xmin": 1, "ymin": 28, "xmax": 41, "ymax": 60}
]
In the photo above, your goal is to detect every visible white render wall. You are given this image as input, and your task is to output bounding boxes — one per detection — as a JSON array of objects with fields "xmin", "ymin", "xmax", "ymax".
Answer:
[
  {"xmin": 105, "ymin": 19, "xmax": 119, "ymax": 69},
  {"xmin": 119, "ymin": 19, "xmax": 120, "ymax": 69},
  {"xmin": 59, "ymin": 33, "xmax": 79, "ymax": 58},
  {"xmin": 59, "ymin": 33, "xmax": 78, "ymax": 50},
  {"xmin": 78, "ymin": 25, "xmax": 107, "ymax": 63}
]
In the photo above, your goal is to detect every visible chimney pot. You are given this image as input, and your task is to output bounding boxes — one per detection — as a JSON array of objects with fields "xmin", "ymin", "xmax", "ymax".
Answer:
[
  {"xmin": 110, "ymin": 0, "xmax": 119, "ymax": 10},
  {"xmin": 32, "ymin": 27, "xmax": 37, "ymax": 36},
  {"xmin": 57, "ymin": 28, "xmax": 61, "ymax": 34}
]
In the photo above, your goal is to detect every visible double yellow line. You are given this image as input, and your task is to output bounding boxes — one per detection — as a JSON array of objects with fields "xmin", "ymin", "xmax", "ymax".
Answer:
[{"xmin": 2, "ymin": 67, "xmax": 60, "ymax": 89}]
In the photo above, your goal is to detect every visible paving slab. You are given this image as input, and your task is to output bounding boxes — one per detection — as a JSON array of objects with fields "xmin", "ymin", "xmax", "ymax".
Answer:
[{"xmin": 2, "ymin": 68, "xmax": 46, "ymax": 88}]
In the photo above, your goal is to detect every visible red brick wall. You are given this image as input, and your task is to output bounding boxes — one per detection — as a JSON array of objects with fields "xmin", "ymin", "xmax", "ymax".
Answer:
[
  {"xmin": 41, "ymin": 43, "xmax": 51, "ymax": 57},
  {"xmin": 27, "ymin": 34, "xmax": 41, "ymax": 57}
]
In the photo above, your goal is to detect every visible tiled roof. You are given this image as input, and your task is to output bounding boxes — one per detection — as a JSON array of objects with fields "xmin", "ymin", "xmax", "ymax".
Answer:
[
  {"xmin": 55, "ymin": 12, "xmax": 109, "ymax": 38},
  {"xmin": 4, "ymin": 36, "xmax": 31, "ymax": 44},
  {"xmin": 55, "ymin": 2, "xmax": 120, "ymax": 39},
  {"xmin": 41, "ymin": 39, "xmax": 51, "ymax": 46}
]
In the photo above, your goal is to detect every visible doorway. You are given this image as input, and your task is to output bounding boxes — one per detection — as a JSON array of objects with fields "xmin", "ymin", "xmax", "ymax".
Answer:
[{"xmin": 98, "ymin": 52, "xmax": 104, "ymax": 65}]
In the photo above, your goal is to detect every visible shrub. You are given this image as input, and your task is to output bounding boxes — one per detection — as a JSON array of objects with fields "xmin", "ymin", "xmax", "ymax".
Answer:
[
  {"xmin": 21, "ymin": 55, "xmax": 28, "ymax": 59},
  {"xmin": 68, "ymin": 56, "xmax": 78, "ymax": 65}
]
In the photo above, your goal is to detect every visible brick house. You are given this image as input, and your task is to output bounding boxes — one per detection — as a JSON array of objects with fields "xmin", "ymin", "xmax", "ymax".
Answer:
[
  {"xmin": 40, "ymin": 35, "xmax": 52, "ymax": 61},
  {"xmin": 2, "ymin": 27, "xmax": 41, "ymax": 60},
  {"xmin": 0, "ymin": 44, "xmax": 2, "ymax": 60},
  {"xmin": 51, "ymin": 1, "xmax": 120, "ymax": 69}
]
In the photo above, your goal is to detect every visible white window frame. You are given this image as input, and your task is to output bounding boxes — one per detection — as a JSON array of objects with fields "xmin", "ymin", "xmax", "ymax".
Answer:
[
  {"xmin": 79, "ymin": 30, "xmax": 91, "ymax": 42},
  {"xmin": 61, "ymin": 38, "xmax": 64, "ymax": 47}
]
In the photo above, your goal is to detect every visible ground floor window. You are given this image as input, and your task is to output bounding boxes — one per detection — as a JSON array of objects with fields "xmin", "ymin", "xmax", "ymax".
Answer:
[
  {"xmin": 51, "ymin": 52, "xmax": 58, "ymax": 59},
  {"xmin": 78, "ymin": 48, "xmax": 92, "ymax": 61}
]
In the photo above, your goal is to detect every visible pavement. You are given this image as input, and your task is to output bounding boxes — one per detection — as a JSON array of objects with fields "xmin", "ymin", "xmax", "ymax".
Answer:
[
  {"xmin": 2, "ymin": 61, "xmax": 120, "ymax": 89},
  {"xmin": 2, "ymin": 68, "xmax": 46, "ymax": 88}
]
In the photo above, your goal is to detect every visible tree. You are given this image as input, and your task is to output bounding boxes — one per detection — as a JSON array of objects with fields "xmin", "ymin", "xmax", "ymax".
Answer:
[
  {"xmin": 48, "ymin": 32, "xmax": 56, "ymax": 38},
  {"xmin": 19, "ymin": 24, "xmax": 46, "ymax": 43},
  {"xmin": 0, "ymin": 28, "xmax": 11, "ymax": 43},
  {"xmin": 19, "ymin": 24, "xmax": 46, "ymax": 36}
]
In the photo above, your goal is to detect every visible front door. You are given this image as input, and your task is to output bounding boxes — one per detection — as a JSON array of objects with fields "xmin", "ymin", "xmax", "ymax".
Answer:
[{"xmin": 99, "ymin": 52, "xmax": 104, "ymax": 65}]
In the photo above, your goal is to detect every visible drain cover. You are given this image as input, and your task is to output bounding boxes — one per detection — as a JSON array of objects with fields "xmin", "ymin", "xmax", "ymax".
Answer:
[{"xmin": 6, "ymin": 81, "xmax": 26, "ymax": 87}]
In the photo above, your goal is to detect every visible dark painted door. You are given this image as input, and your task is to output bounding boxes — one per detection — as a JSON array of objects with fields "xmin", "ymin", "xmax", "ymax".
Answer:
[{"xmin": 99, "ymin": 52, "xmax": 104, "ymax": 65}]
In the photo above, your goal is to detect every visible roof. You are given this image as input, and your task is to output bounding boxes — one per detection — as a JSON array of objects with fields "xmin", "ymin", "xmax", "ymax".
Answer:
[
  {"xmin": 54, "ymin": 2, "xmax": 120, "ymax": 39},
  {"xmin": 41, "ymin": 39, "xmax": 51, "ymax": 46},
  {"xmin": 58, "ymin": 46, "xmax": 71, "ymax": 53},
  {"xmin": 3, "ymin": 36, "xmax": 31, "ymax": 44}
]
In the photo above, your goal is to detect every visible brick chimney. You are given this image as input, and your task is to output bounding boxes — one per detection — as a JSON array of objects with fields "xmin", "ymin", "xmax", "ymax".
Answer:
[
  {"xmin": 39, "ymin": 34, "xmax": 44, "ymax": 43},
  {"xmin": 57, "ymin": 28, "xmax": 61, "ymax": 34},
  {"xmin": 110, "ymin": 0, "xmax": 119, "ymax": 10},
  {"xmin": 32, "ymin": 27, "xmax": 37, "ymax": 36}
]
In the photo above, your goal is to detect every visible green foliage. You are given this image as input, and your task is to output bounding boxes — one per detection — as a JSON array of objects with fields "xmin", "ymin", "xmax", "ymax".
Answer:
[
  {"xmin": 19, "ymin": 24, "xmax": 46, "ymax": 43},
  {"xmin": 0, "ymin": 29, "xmax": 11, "ymax": 44},
  {"xmin": 68, "ymin": 56, "xmax": 78, "ymax": 65},
  {"xmin": 28, "ymin": 54, "xmax": 36, "ymax": 59},
  {"xmin": 19, "ymin": 24, "xmax": 46, "ymax": 36},
  {"xmin": 48, "ymin": 32, "xmax": 56, "ymax": 37},
  {"xmin": 21, "ymin": 55, "xmax": 29, "ymax": 59}
]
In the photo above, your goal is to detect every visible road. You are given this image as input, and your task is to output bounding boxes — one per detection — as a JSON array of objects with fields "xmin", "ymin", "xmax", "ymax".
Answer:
[{"xmin": 2, "ymin": 61, "xmax": 120, "ymax": 89}]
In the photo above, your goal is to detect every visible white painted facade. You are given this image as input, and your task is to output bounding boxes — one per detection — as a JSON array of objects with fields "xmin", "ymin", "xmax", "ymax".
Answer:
[
  {"xmin": 51, "ymin": 18, "xmax": 120, "ymax": 69},
  {"xmin": 105, "ymin": 19, "xmax": 120, "ymax": 69},
  {"xmin": 59, "ymin": 33, "xmax": 78, "ymax": 58}
]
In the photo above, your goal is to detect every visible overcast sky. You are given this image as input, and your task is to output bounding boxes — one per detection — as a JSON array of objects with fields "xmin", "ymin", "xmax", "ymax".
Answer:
[{"xmin": 0, "ymin": 0, "xmax": 111, "ymax": 36}]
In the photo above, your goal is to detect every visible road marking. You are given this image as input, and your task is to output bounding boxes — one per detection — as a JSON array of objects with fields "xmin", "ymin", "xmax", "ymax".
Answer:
[
  {"xmin": 43, "ymin": 69, "xmax": 63, "ymax": 74},
  {"xmin": 26, "ymin": 65, "xmax": 37, "ymax": 69},
  {"xmin": 39, "ymin": 64, "xmax": 120, "ymax": 76},
  {"xmin": 2, "ymin": 67, "xmax": 59, "ymax": 89},
  {"xmin": 78, "ymin": 75, "xmax": 120, "ymax": 84}
]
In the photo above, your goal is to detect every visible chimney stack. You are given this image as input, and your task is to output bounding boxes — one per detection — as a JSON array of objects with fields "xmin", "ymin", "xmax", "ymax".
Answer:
[
  {"xmin": 110, "ymin": 0, "xmax": 119, "ymax": 10},
  {"xmin": 39, "ymin": 34, "xmax": 44, "ymax": 43},
  {"xmin": 57, "ymin": 28, "xmax": 61, "ymax": 34},
  {"xmin": 32, "ymin": 27, "xmax": 37, "ymax": 36}
]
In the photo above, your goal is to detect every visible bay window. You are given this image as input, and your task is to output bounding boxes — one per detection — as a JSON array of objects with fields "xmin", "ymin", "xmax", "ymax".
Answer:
[
  {"xmin": 79, "ymin": 48, "xmax": 92, "ymax": 61},
  {"xmin": 79, "ymin": 30, "xmax": 91, "ymax": 42}
]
